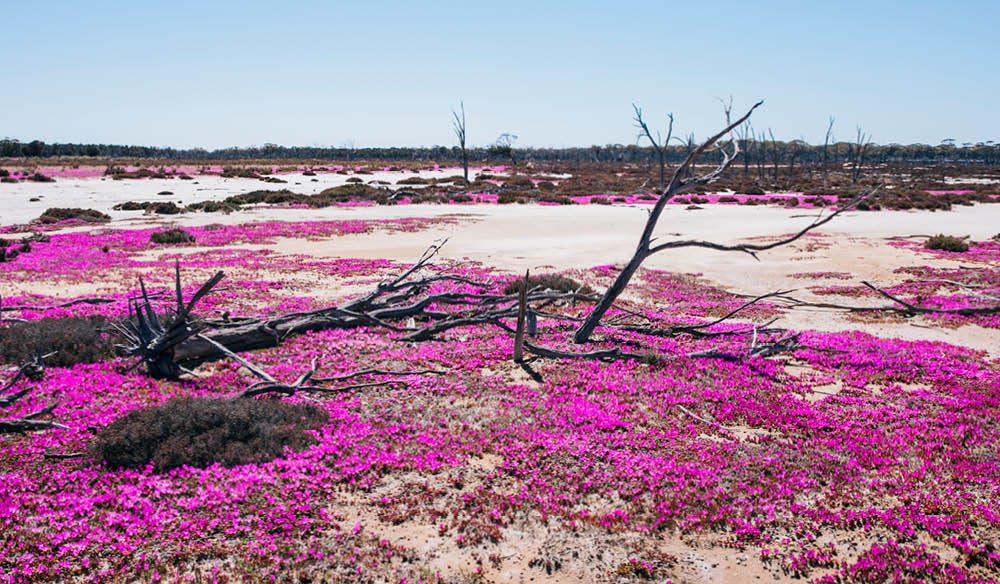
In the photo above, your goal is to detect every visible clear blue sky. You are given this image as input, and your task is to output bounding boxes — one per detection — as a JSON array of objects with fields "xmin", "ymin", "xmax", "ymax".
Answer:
[{"xmin": 2, "ymin": 0, "xmax": 996, "ymax": 149}]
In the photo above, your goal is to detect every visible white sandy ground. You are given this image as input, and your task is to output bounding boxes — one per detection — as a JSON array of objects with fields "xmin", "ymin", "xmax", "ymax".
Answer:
[{"xmin": 2, "ymin": 175, "xmax": 999, "ymax": 356}]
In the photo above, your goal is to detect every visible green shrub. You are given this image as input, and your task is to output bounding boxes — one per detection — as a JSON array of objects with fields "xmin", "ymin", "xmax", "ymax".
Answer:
[
  {"xmin": 150, "ymin": 228, "xmax": 195, "ymax": 245},
  {"xmin": 36, "ymin": 208, "xmax": 111, "ymax": 223},
  {"xmin": 28, "ymin": 172, "xmax": 55, "ymax": 183},
  {"xmin": 0, "ymin": 316, "xmax": 115, "ymax": 367},
  {"xmin": 718, "ymin": 195, "xmax": 738, "ymax": 203},
  {"xmin": 590, "ymin": 196, "xmax": 610, "ymax": 205},
  {"xmin": 924, "ymin": 234, "xmax": 969, "ymax": 252},
  {"xmin": 89, "ymin": 397, "xmax": 329, "ymax": 473}
]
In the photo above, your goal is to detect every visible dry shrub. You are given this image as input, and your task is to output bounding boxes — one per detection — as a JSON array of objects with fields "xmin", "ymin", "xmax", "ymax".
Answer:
[
  {"xmin": 503, "ymin": 174, "xmax": 535, "ymax": 189},
  {"xmin": 89, "ymin": 397, "xmax": 329, "ymax": 472},
  {"xmin": 149, "ymin": 201, "xmax": 182, "ymax": 214},
  {"xmin": 113, "ymin": 201, "xmax": 150, "ymax": 211},
  {"xmin": 397, "ymin": 176, "xmax": 430, "ymax": 185},
  {"xmin": 924, "ymin": 234, "xmax": 969, "ymax": 252},
  {"xmin": 150, "ymin": 228, "xmax": 195, "ymax": 245},
  {"xmin": 36, "ymin": 208, "xmax": 111, "ymax": 224},
  {"xmin": 29, "ymin": 172, "xmax": 56, "ymax": 183},
  {"xmin": 0, "ymin": 316, "xmax": 115, "ymax": 367},
  {"xmin": 504, "ymin": 273, "xmax": 592, "ymax": 295}
]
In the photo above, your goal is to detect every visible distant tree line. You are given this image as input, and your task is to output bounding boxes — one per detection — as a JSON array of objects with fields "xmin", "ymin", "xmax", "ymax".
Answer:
[{"xmin": 1, "ymin": 137, "xmax": 997, "ymax": 165}]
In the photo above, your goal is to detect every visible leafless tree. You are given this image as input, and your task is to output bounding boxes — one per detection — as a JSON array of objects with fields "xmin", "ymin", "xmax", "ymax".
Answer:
[
  {"xmin": 573, "ymin": 101, "xmax": 763, "ymax": 343},
  {"xmin": 451, "ymin": 102, "xmax": 469, "ymax": 182},
  {"xmin": 822, "ymin": 116, "xmax": 835, "ymax": 189},
  {"xmin": 849, "ymin": 126, "xmax": 871, "ymax": 185},
  {"xmin": 632, "ymin": 104, "xmax": 674, "ymax": 191}
]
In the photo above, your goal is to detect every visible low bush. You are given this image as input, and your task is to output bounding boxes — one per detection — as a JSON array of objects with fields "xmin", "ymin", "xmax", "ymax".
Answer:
[
  {"xmin": 112, "ymin": 201, "xmax": 151, "ymax": 211},
  {"xmin": 503, "ymin": 273, "xmax": 593, "ymax": 295},
  {"xmin": 186, "ymin": 201, "xmax": 237, "ymax": 213},
  {"xmin": 0, "ymin": 169, "xmax": 8, "ymax": 178},
  {"xmin": 503, "ymin": 175, "xmax": 535, "ymax": 189},
  {"xmin": 149, "ymin": 202, "xmax": 182, "ymax": 215},
  {"xmin": 89, "ymin": 397, "xmax": 329, "ymax": 473},
  {"xmin": 150, "ymin": 228, "xmax": 195, "ymax": 245},
  {"xmin": 28, "ymin": 172, "xmax": 55, "ymax": 183},
  {"xmin": 590, "ymin": 196, "xmax": 610, "ymax": 205},
  {"xmin": 36, "ymin": 208, "xmax": 111, "ymax": 223},
  {"xmin": 0, "ymin": 316, "xmax": 115, "ymax": 367},
  {"xmin": 718, "ymin": 195, "xmax": 738, "ymax": 203},
  {"xmin": 924, "ymin": 234, "xmax": 969, "ymax": 252}
]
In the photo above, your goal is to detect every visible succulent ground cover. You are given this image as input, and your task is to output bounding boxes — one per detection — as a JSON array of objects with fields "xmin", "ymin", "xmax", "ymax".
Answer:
[{"xmin": 1, "ymin": 215, "xmax": 998, "ymax": 583}]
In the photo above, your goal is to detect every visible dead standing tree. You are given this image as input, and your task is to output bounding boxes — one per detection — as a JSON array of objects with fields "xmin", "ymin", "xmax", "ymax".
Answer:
[
  {"xmin": 573, "ymin": 101, "xmax": 765, "ymax": 343},
  {"xmin": 632, "ymin": 104, "xmax": 674, "ymax": 192},
  {"xmin": 452, "ymin": 102, "xmax": 469, "ymax": 182}
]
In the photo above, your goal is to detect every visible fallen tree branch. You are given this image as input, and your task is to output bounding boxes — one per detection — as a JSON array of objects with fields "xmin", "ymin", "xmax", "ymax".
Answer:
[{"xmin": 860, "ymin": 281, "xmax": 1000, "ymax": 316}]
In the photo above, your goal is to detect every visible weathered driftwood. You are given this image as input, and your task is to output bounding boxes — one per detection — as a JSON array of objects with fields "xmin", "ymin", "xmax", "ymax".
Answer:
[
  {"xmin": 1, "ymin": 355, "xmax": 67, "ymax": 434},
  {"xmin": 115, "ymin": 242, "xmax": 595, "ymax": 376}
]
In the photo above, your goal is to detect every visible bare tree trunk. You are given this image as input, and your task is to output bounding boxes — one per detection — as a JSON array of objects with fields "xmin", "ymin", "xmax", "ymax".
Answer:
[
  {"xmin": 452, "ymin": 102, "xmax": 468, "ymax": 182},
  {"xmin": 632, "ymin": 104, "xmax": 673, "ymax": 192},
  {"xmin": 851, "ymin": 126, "xmax": 871, "ymax": 185},
  {"xmin": 822, "ymin": 116, "xmax": 835, "ymax": 189},
  {"xmin": 574, "ymin": 102, "xmax": 763, "ymax": 343}
]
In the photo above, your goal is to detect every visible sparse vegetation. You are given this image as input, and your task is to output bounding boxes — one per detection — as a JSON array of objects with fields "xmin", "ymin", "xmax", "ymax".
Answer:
[{"xmin": 924, "ymin": 234, "xmax": 969, "ymax": 252}]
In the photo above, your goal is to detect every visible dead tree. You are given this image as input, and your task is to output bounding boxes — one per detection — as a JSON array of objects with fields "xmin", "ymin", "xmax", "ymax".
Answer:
[
  {"xmin": 632, "ymin": 104, "xmax": 674, "ymax": 192},
  {"xmin": 822, "ymin": 116, "xmax": 835, "ymax": 189},
  {"xmin": 573, "ymin": 101, "xmax": 763, "ymax": 344},
  {"xmin": 114, "ymin": 262, "xmax": 224, "ymax": 379},
  {"xmin": 849, "ymin": 126, "xmax": 871, "ymax": 185},
  {"xmin": 573, "ymin": 102, "xmax": 877, "ymax": 345},
  {"xmin": 114, "ymin": 242, "xmax": 595, "ymax": 374},
  {"xmin": 452, "ymin": 102, "xmax": 469, "ymax": 182},
  {"xmin": 1, "ymin": 354, "xmax": 67, "ymax": 434}
]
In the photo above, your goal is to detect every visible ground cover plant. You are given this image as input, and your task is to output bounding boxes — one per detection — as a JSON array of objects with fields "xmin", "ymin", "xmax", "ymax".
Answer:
[{"xmin": 1, "ymin": 209, "xmax": 998, "ymax": 583}]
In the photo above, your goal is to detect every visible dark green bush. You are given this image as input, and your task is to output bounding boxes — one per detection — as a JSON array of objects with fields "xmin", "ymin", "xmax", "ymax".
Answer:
[
  {"xmin": 36, "ymin": 208, "xmax": 111, "ymax": 223},
  {"xmin": 150, "ymin": 228, "xmax": 195, "ymax": 245},
  {"xmin": 924, "ymin": 234, "xmax": 969, "ymax": 252},
  {"xmin": 0, "ymin": 316, "xmax": 114, "ymax": 367},
  {"xmin": 28, "ymin": 172, "xmax": 55, "ymax": 183},
  {"xmin": 0, "ymin": 169, "xmax": 9, "ymax": 177},
  {"xmin": 89, "ymin": 397, "xmax": 329, "ymax": 473},
  {"xmin": 718, "ymin": 195, "xmax": 738, "ymax": 203}
]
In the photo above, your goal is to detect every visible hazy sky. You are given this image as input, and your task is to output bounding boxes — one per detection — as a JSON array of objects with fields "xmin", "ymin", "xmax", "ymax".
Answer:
[{"xmin": 2, "ymin": 0, "xmax": 997, "ymax": 149}]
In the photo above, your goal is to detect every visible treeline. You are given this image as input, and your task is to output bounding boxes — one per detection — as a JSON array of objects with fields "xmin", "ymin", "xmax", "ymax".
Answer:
[{"xmin": 1, "ymin": 137, "xmax": 998, "ymax": 165}]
